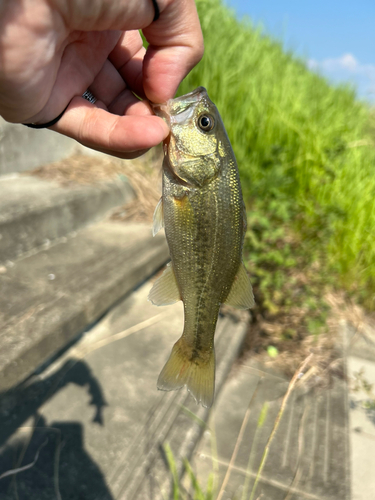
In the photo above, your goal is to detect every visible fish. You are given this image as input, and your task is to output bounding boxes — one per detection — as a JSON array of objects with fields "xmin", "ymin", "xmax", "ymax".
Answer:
[{"xmin": 149, "ymin": 87, "xmax": 254, "ymax": 408}]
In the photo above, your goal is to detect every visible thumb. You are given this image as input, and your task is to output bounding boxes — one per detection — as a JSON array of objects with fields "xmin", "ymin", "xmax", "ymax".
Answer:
[{"xmin": 142, "ymin": 0, "xmax": 204, "ymax": 103}]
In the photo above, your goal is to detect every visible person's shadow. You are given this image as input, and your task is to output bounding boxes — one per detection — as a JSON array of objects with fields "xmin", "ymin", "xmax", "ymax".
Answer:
[{"xmin": 0, "ymin": 360, "xmax": 114, "ymax": 500}]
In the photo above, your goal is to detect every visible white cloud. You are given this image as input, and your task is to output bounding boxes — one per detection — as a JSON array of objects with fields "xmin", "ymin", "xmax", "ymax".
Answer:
[
  {"xmin": 307, "ymin": 53, "xmax": 375, "ymax": 101},
  {"xmin": 307, "ymin": 59, "xmax": 319, "ymax": 70},
  {"xmin": 308, "ymin": 53, "xmax": 373, "ymax": 73},
  {"xmin": 337, "ymin": 53, "xmax": 358, "ymax": 71}
]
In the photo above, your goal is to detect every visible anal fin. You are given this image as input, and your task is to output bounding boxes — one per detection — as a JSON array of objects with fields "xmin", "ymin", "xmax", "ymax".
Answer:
[
  {"xmin": 224, "ymin": 262, "xmax": 254, "ymax": 309},
  {"xmin": 148, "ymin": 262, "xmax": 181, "ymax": 306}
]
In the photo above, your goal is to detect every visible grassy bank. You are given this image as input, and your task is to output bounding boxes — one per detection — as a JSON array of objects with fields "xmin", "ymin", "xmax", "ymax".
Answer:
[{"xmin": 178, "ymin": 0, "xmax": 375, "ymax": 307}]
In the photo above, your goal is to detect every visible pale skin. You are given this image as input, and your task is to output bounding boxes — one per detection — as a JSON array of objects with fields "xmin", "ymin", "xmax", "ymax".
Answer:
[{"xmin": 0, "ymin": 0, "xmax": 204, "ymax": 158}]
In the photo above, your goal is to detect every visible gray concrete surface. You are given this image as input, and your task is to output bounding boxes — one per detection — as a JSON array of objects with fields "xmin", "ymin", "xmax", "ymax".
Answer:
[
  {"xmin": 185, "ymin": 352, "xmax": 350, "ymax": 500},
  {"xmin": 183, "ymin": 321, "xmax": 375, "ymax": 500},
  {"xmin": 0, "ymin": 118, "xmax": 82, "ymax": 175},
  {"xmin": 0, "ymin": 174, "xmax": 134, "ymax": 263},
  {"xmin": 345, "ymin": 321, "xmax": 375, "ymax": 500},
  {"xmin": 0, "ymin": 222, "xmax": 168, "ymax": 392},
  {"xmin": 0, "ymin": 281, "xmax": 249, "ymax": 500}
]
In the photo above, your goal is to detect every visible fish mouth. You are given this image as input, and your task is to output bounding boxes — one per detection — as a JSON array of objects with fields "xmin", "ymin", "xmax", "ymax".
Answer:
[
  {"xmin": 168, "ymin": 87, "xmax": 207, "ymax": 106},
  {"xmin": 150, "ymin": 87, "xmax": 208, "ymax": 126},
  {"xmin": 150, "ymin": 101, "xmax": 170, "ymax": 125}
]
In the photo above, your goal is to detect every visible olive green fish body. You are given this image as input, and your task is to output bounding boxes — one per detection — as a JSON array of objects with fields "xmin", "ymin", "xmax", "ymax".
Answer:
[
  {"xmin": 163, "ymin": 150, "xmax": 244, "ymax": 347},
  {"xmin": 150, "ymin": 88, "xmax": 253, "ymax": 407}
]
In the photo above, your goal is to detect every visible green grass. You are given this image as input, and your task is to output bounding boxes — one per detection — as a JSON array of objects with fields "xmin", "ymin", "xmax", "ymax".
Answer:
[
  {"xmin": 177, "ymin": 0, "xmax": 375, "ymax": 307},
  {"xmin": 162, "ymin": 353, "xmax": 313, "ymax": 499},
  {"xmin": 157, "ymin": 5, "xmax": 371, "ymax": 493}
]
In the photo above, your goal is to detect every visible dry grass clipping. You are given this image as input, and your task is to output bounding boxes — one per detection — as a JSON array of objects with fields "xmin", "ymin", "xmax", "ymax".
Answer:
[{"xmin": 27, "ymin": 148, "xmax": 163, "ymax": 225}]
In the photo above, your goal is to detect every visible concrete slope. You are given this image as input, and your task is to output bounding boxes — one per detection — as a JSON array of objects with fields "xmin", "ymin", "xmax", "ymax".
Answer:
[
  {"xmin": 0, "ymin": 222, "xmax": 168, "ymax": 392},
  {"xmin": 0, "ymin": 281, "xmax": 248, "ymax": 500},
  {"xmin": 0, "ymin": 174, "xmax": 134, "ymax": 264},
  {"xmin": 187, "ymin": 346, "xmax": 350, "ymax": 500},
  {"xmin": 0, "ymin": 118, "xmax": 83, "ymax": 175},
  {"xmin": 345, "ymin": 322, "xmax": 375, "ymax": 500}
]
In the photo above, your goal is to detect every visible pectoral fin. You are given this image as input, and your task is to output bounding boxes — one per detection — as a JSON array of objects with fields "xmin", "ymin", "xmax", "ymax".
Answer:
[
  {"xmin": 224, "ymin": 263, "xmax": 254, "ymax": 309},
  {"xmin": 152, "ymin": 197, "xmax": 164, "ymax": 236},
  {"xmin": 148, "ymin": 263, "xmax": 181, "ymax": 306}
]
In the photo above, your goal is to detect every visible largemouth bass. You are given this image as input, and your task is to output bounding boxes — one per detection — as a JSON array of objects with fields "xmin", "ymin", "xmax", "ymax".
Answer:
[{"xmin": 150, "ymin": 87, "xmax": 254, "ymax": 408}]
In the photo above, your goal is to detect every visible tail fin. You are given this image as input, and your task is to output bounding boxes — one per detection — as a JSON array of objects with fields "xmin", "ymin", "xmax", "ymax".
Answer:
[{"xmin": 157, "ymin": 337, "xmax": 215, "ymax": 408}]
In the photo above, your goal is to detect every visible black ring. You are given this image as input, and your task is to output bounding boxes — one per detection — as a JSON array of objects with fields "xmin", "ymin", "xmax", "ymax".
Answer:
[
  {"xmin": 151, "ymin": 0, "xmax": 160, "ymax": 21},
  {"xmin": 23, "ymin": 104, "xmax": 69, "ymax": 129}
]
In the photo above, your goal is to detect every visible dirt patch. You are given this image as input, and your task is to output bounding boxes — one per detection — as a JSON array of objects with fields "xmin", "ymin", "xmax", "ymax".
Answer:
[
  {"xmin": 110, "ymin": 159, "xmax": 162, "ymax": 225},
  {"xmin": 27, "ymin": 148, "xmax": 163, "ymax": 225},
  {"xmin": 28, "ymin": 152, "xmax": 126, "ymax": 185},
  {"xmin": 237, "ymin": 289, "xmax": 375, "ymax": 389}
]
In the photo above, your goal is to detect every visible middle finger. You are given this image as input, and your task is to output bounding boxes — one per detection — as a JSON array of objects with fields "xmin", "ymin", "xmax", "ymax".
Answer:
[
  {"xmin": 109, "ymin": 30, "xmax": 146, "ymax": 98},
  {"xmin": 88, "ymin": 59, "xmax": 127, "ymax": 107}
]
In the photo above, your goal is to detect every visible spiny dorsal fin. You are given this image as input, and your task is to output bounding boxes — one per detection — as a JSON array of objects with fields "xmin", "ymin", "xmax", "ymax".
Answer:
[
  {"xmin": 152, "ymin": 197, "xmax": 164, "ymax": 236},
  {"xmin": 224, "ymin": 263, "xmax": 254, "ymax": 309},
  {"xmin": 148, "ymin": 263, "xmax": 181, "ymax": 306}
]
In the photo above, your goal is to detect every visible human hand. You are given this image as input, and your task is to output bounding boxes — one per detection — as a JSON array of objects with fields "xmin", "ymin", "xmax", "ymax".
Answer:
[{"xmin": 0, "ymin": 0, "xmax": 204, "ymax": 158}]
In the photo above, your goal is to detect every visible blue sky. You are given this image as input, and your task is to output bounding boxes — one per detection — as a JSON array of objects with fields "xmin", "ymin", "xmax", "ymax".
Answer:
[{"xmin": 226, "ymin": 0, "xmax": 375, "ymax": 102}]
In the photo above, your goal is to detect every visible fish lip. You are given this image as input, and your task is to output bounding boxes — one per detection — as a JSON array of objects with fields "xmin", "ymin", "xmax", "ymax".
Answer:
[
  {"xmin": 150, "ymin": 102, "xmax": 171, "ymax": 126},
  {"xmin": 150, "ymin": 87, "xmax": 208, "ymax": 124},
  {"xmin": 169, "ymin": 86, "xmax": 207, "ymax": 106}
]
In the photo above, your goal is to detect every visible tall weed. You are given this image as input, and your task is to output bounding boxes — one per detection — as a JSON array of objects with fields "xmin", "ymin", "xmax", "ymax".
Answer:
[{"xmin": 178, "ymin": 0, "xmax": 375, "ymax": 305}]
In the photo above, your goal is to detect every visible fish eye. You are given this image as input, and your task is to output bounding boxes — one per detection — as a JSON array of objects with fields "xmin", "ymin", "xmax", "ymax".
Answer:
[{"xmin": 197, "ymin": 114, "xmax": 214, "ymax": 132}]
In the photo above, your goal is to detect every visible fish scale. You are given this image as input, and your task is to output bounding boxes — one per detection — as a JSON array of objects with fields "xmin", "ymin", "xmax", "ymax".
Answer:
[{"xmin": 149, "ymin": 87, "xmax": 254, "ymax": 407}]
